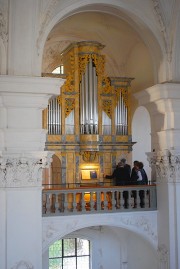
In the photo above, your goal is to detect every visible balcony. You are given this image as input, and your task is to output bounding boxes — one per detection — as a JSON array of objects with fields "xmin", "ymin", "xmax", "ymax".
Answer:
[{"xmin": 42, "ymin": 184, "xmax": 157, "ymax": 216}]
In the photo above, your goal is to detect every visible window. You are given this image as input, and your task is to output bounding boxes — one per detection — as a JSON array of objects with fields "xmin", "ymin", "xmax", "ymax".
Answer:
[
  {"xmin": 49, "ymin": 238, "xmax": 90, "ymax": 269},
  {"xmin": 52, "ymin": 65, "xmax": 64, "ymax": 74}
]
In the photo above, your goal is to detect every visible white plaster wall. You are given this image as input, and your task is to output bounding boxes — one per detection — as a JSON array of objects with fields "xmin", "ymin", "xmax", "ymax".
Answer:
[
  {"xmin": 132, "ymin": 106, "xmax": 151, "ymax": 180},
  {"xmin": 6, "ymin": 188, "xmax": 42, "ymax": 269},
  {"xmin": 127, "ymin": 231, "xmax": 158, "ymax": 269}
]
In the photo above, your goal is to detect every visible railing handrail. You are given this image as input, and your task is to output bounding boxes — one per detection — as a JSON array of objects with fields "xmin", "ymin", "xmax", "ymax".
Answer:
[
  {"xmin": 42, "ymin": 184, "xmax": 157, "ymax": 216},
  {"xmin": 43, "ymin": 184, "xmax": 156, "ymax": 191}
]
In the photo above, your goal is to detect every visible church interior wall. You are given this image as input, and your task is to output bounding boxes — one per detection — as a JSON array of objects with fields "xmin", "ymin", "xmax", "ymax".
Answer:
[{"xmin": 1, "ymin": 0, "xmax": 180, "ymax": 268}]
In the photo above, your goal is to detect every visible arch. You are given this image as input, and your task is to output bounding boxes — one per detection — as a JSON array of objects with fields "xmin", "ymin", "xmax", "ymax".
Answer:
[
  {"xmin": 45, "ymin": 227, "xmax": 158, "ymax": 269},
  {"xmin": 42, "ymin": 211, "xmax": 157, "ymax": 253},
  {"xmin": 38, "ymin": 1, "xmax": 165, "ymax": 82},
  {"xmin": 51, "ymin": 154, "xmax": 62, "ymax": 186},
  {"xmin": 132, "ymin": 106, "xmax": 151, "ymax": 180}
]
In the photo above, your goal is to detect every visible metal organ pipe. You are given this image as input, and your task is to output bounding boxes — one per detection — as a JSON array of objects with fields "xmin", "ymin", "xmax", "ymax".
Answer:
[
  {"xmin": 115, "ymin": 92, "xmax": 128, "ymax": 135},
  {"xmin": 93, "ymin": 66, "xmax": 98, "ymax": 133},
  {"xmin": 80, "ymin": 58, "xmax": 98, "ymax": 134},
  {"xmin": 47, "ymin": 98, "xmax": 61, "ymax": 135}
]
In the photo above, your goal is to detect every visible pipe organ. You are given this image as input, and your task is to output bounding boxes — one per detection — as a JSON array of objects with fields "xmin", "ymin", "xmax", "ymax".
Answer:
[{"xmin": 42, "ymin": 41, "xmax": 135, "ymax": 186}]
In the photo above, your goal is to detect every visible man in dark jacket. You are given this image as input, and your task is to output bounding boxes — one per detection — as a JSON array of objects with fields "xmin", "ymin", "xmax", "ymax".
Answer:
[
  {"xmin": 105, "ymin": 161, "xmax": 130, "ymax": 186},
  {"xmin": 105, "ymin": 161, "xmax": 130, "ymax": 208}
]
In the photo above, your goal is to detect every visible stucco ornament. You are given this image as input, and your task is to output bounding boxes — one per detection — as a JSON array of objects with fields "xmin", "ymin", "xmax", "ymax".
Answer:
[
  {"xmin": 0, "ymin": 152, "xmax": 53, "ymax": 187},
  {"xmin": 37, "ymin": 0, "xmax": 58, "ymax": 53},
  {"xmin": 152, "ymin": 0, "xmax": 173, "ymax": 63},
  {"xmin": 147, "ymin": 150, "xmax": 180, "ymax": 183},
  {"xmin": 157, "ymin": 244, "xmax": 168, "ymax": 269},
  {"xmin": 0, "ymin": 9, "xmax": 8, "ymax": 45},
  {"xmin": 11, "ymin": 260, "xmax": 34, "ymax": 269}
]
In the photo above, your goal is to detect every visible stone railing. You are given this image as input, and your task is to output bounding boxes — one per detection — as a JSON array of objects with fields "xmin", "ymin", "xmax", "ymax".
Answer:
[{"xmin": 42, "ymin": 184, "xmax": 157, "ymax": 216}]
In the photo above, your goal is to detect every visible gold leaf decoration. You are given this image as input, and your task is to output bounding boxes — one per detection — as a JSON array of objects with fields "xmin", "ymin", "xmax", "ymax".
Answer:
[
  {"xmin": 103, "ymin": 100, "xmax": 112, "ymax": 119},
  {"xmin": 65, "ymin": 98, "xmax": 75, "ymax": 117},
  {"xmin": 57, "ymin": 95, "xmax": 61, "ymax": 105},
  {"xmin": 82, "ymin": 151, "xmax": 97, "ymax": 162}
]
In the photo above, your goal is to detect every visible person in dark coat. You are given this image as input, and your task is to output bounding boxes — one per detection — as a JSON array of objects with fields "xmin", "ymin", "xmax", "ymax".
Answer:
[
  {"xmin": 136, "ymin": 162, "xmax": 148, "ymax": 208},
  {"xmin": 130, "ymin": 160, "xmax": 139, "ymax": 184},
  {"xmin": 120, "ymin": 158, "xmax": 131, "ymax": 177},
  {"xmin": 105, "ymin": 161, "xmax": 130, "ymax": 208},
  {"xmin": 105, "ymin": 161, "xmax": 130, "ymax": 186}
]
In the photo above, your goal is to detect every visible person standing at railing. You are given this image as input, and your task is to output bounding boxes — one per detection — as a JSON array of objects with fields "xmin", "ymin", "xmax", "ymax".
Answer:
[
  {"xmin": 120, "ymin": 158, "xmax": 131, "ymax": 178},
  {"xmin": 105, "ymin": 161, "xmax": 130, "ymax": 186},
  {"xmin": 130, "ymin": 160, "xmax": 139, "ymax": 184},
  {"xmin": 136, "ymin": 162, "xmax": 148, "ymax": 208},
  {"xmin": 130, "ymin": 161, "xmax": 148, "ymax": 207},
  {"xmin": 105, "ymin": 161, "xmax": 131, "ymax": 208}
]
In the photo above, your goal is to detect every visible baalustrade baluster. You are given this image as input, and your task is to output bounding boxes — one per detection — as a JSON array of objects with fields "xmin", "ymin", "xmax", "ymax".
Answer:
[
  {"xmin": 144, "ymin": 189, "xmax": 149, "ymax": 208},
  {"xmin": 46, "ymin": 194, "xmax": 51, "ymax": 214},
  {"xmin": 63, "ymin": 193, "xmax": 68, "ymax": 213},
  {"xmin": 81, "ymin": 192, "xmax": 86, "ymax": 212},
  {"xmin": 136, "ymin": 191, "xmax": 141, "ymax": 209},
  {"xmin": 129, "ymin": 190, "xmax": 135, "ymax": 209},
  {"xmin": 54, "ymin": 193, "xmax": 59, "ymax": 213}
]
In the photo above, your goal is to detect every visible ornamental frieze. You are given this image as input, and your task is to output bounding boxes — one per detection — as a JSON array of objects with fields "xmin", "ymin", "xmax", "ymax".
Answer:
[{"xmin": 0, "ymin": 152, "xmax": 53, "ymax": 187}]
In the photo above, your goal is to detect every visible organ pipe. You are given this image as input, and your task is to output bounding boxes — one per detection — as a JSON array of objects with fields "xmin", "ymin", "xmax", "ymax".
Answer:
[
  {"xmin": 80, "ymin": 59, "xmax": 98, "ymax": 134},
  {"xmin": 116, "ymin": 92, "xmax": 128, "ymax": 135},
  {"xmin": 47, "ymin": 98, "xmax": 61, "ymax": 135}
]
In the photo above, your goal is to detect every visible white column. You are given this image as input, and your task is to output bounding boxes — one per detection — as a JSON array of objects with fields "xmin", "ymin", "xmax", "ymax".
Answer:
[
  {"xmin": 135, "ymin": 82, "xmax": 180, "ymax": 269},
  {"xmin": 0, "ymin": 75, "xmax": 64, "ymax": 269}
]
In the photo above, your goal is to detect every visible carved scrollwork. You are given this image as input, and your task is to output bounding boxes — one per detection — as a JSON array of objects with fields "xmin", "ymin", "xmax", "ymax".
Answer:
[
  {"xmin": 101, "ymin": 77, "xmax": 112, "ymax": 94},
  {"xmin": 65, "ymin": 98, "xmax": 75, "ymax": 118},
  {"xmin": 78, "ymin": 54, "xmax": 90, "ymax": 79},
  {"xmin": 81, "ymin": 151, "xmax": 97, "ymax": 162},
  {"xmin": 92, "ymin": 54, "xmax": 105, "ymax": 77},
  {"xmin": 62, "ymin": 73, "xmax": 75, "ymax": 93},
  {"xmin": 102, "ymin": 100, "xmax": 112, "ymax": 118}
]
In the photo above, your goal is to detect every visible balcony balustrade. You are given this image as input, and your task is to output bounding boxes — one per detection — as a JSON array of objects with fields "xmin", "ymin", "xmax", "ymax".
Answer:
[{"xmin": 42, "ymin": 184, "xmax": 157, "ymax": 216}]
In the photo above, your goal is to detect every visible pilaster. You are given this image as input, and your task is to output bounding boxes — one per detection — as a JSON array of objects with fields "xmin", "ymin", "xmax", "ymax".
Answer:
[
  {"xmin": 0, "ymin": 75, "xmax": 64, "ymax": 269},
  {"xmin": 147, "ymin": 150, "xmax": 180, "ymax": 269}
]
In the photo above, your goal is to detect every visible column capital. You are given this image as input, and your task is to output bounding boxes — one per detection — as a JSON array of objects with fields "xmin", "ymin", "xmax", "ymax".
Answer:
[
  {"xmin": 147, "ymin": 150, "xmax": 180, "ymax": 183},
  {"xmin": 0, "ymin": 151, "xmax": 53, "ymax": 188}
]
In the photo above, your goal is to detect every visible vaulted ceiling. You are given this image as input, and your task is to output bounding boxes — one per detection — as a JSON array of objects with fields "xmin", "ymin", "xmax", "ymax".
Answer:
[{"xmin": 42, "ymin": 11, "xmax": 155, "ymax": 93}]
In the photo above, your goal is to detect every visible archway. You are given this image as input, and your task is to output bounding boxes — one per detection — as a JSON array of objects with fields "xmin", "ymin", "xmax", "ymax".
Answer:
[
  {"xmin": 38, "ymin": 1, "xmax": 165, "ymax": 86},
  {"xmin": 132, "ymin": 106, "xmax": 151, "ymax": 180}
]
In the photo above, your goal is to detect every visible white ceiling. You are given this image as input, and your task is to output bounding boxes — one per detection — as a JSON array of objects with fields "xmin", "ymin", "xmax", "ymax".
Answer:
[{"xmin": 42, "ymin": 11, "xmax": 155, "ymax": 92}]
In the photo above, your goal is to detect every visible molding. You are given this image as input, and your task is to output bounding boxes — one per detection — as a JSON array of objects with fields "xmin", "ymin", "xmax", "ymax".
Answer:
[
  {"xmin": 0, "ymin": 75, "xmax": 64, "ymax": 95},
  {"xmin": 0, "ymin": 151, "xmax": 53, "ymax": 187}
]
